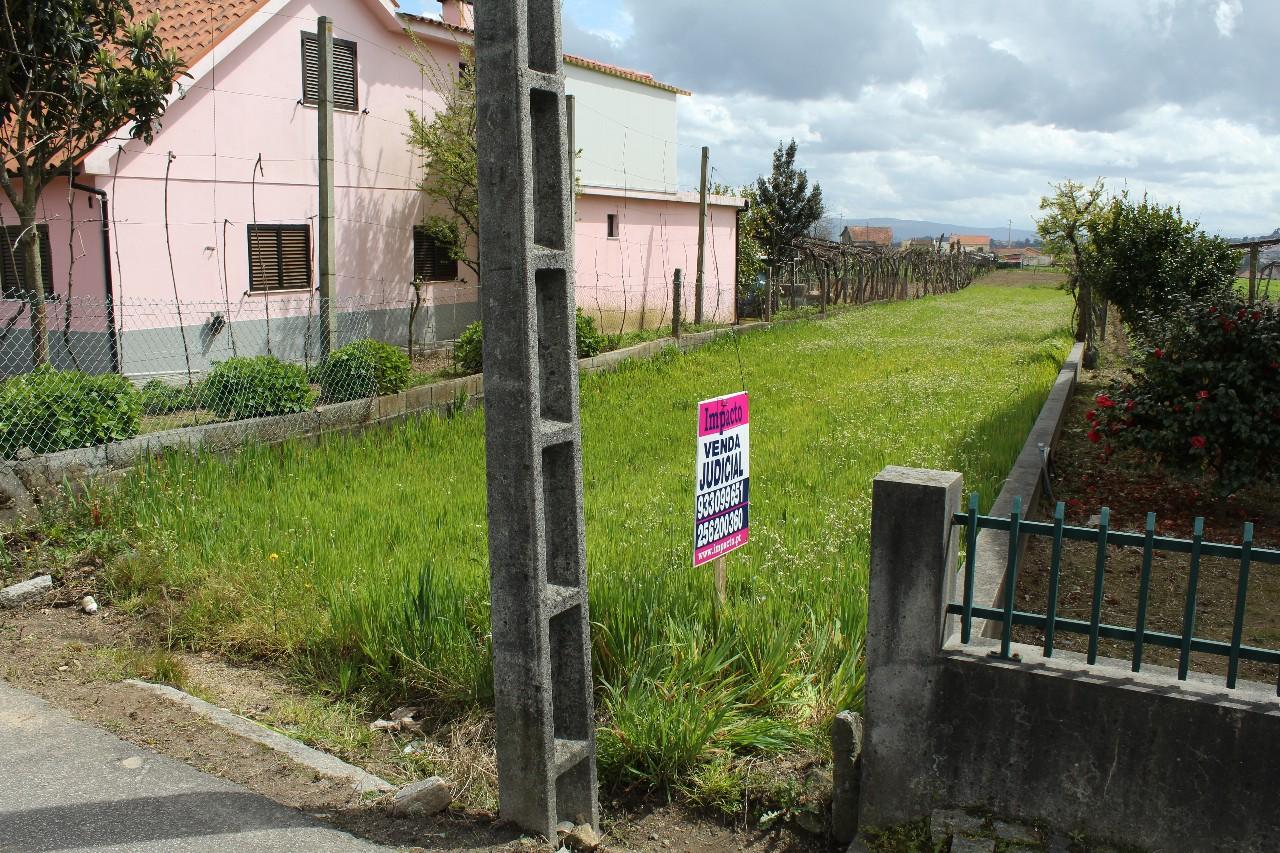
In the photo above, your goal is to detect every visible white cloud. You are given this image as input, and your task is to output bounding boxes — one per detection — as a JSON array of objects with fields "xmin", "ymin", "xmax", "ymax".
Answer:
[
  {"xmin": 561, "ymin": 0, "xmax": 1280, "ymax": 235},
  {"xmin": 1214, "ymin": 0, "xmax": 1243, "ymax": 36}
]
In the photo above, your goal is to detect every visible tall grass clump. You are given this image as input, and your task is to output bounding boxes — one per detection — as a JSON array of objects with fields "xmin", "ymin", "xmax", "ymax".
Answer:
[{"xmin": 93, "ymin": 284, "xmax": 1070, "ymax": 789}]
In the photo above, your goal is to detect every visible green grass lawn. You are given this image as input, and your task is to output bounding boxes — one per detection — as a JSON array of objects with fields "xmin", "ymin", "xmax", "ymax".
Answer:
[{"xmin": 79, "ymin": 282, "xmax": 1070, "ymax": 791}]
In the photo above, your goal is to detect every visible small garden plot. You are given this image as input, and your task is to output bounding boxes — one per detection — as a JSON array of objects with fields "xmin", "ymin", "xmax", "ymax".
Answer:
[
  {"xmin": 1013, "ymin": 362, "xmax": 1280, "ymax": 685},
  {"xmin": 56, "ymin": 283, "xmax": 1070, "ymax": 795}
]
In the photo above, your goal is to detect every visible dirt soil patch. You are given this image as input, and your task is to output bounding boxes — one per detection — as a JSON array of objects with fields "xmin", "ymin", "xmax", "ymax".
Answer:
[
  {"xmin": 1011, "ymin": 327, "xmax": 1280, "ymax": 687},
  {"xmin": 0, "ymin": 605, "xmax": 830, "ymax": 852}
]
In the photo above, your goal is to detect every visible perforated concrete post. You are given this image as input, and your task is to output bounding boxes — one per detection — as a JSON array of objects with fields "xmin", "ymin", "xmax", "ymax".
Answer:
[
  {"xmin": 859, "ymin": 466, "xmax": 962, "ymax": 830},
  {"xmin": 474, "ymin": 0, "xmax": 599, "ymax": 839}
]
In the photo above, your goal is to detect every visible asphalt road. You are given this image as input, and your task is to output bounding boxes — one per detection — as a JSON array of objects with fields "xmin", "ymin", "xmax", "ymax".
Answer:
[{"xmin": 0, "ymin": 681, "xmax": 392, "ymax": 853}]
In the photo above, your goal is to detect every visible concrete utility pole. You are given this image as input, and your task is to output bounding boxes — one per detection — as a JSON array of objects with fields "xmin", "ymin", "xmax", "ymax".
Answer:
[
  {"xmin": 317, "ymin": 16, "xmax": 336, "ymax": 356},
  {"xmin": 474, "ymin": 1, "xmax": 598, "ymax": 840},
  {"xmin": 672, "ymin": 268, "xmax": 682, "ymax": 339},
  {"xmin": 694, "ymin": 145, "xmax": 709, "ymax": 324},
  {"xmin": 1249, "ymin": 246, "xmax": 1260, "ymax": 303},
  {"xmin": 566, "ymin": 94, "xmax": 575, "ymax": 220}
]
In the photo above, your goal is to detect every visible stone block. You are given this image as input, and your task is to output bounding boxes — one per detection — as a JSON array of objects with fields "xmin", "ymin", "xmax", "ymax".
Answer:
[
  {"xmin": 931, "ymin": 809, "xmax": 986, "ymax": 847},
  {"xmin": 190, "ymin": 420, "xmax": 250, "ymax": 454},
  {"xmin": 43, "ymin": 446, "xmax": 108, "ymax": 488},
  {"xmin": 0, "ymin": 464, "xmax": 35, "ymax": 523},
  {"xmin": 831, "ymin": 710, "xmax": 864, "ymax": 844},
  {"xmin": 402, "ymin": 383, "xmax": 434, "ymax": 413},
  {"xmin": 316, "ymin": 398, "xmax": 372, "ymax": 431},
  {"xmin": 390, "ymin": 776, "xmax": 452, "ymax": 817},
  {"xmin": 375, "ymin": 392, "xmax": 406, "ymax": 422},
  {"xmin": 951, "ymin": 837, "xmax": 995, "ymax": 853},
  {"xmin": 1, "ymin": 574, "xmax": 53, "ymax": 608}
]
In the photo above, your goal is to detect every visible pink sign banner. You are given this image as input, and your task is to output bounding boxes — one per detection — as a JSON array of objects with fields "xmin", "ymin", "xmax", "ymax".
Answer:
[{"xmin": 694, "ymin": 391, "xmax": 750, "ymax": 567}]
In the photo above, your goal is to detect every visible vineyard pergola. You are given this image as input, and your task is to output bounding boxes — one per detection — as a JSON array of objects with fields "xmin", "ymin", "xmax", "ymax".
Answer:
[{"xmin": 763, "ymin": 236, "xmax": 995, "ymax": 317}]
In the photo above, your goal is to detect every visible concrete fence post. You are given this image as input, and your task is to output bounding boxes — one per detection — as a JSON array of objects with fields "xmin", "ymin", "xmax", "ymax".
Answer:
[
  {"xmin": 475, "ymin": 0, "xmax": 599, "ymax": 839},
  {"xmin": 671, "ymin": 268, "xmax": 682, "ymax": 340},
  {"xmin": 858, "ymin": 466, "xmax": 962, "ymax": 830}
]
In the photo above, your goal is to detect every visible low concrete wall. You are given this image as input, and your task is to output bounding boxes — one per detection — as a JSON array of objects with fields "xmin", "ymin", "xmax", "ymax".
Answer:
[
  {"xmin": 0, "ymin": 323, "xmax": 768, "ymax": 522},
  {"xmin": 934, "ymin": 640, "xmax": 1280, "ymax": 853},
  {"xmin": 972, "ymin": 340, "xmax": 1084, "ymax": 638},
  {"xmin": 857, "ymin": 466, "xmax": 1280, "ymax": 852}
]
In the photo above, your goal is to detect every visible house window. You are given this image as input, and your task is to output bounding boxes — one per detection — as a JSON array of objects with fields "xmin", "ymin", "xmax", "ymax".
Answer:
[
  {"xmin": 0, "ymin": 225, "xmax": 54, "ymax": 299},
  {"xmin": 413, "ymin": 227, "xmax": 459, "ymax": 282},
  {"xmin": 301, "ymin": 32, "xmax": 359, "ymax": 111},
  {"xmin": 247, "ymin": 224, "xmax": 312, "ymax": 292},
  {"xmin": 607, "ymin": 214, "xmax": 619, "ymax": 239}
]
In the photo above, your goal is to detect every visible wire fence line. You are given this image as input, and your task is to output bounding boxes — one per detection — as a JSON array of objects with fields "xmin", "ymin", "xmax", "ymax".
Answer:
[{"xmin": 0, "ymin": 293, "xmax": 474, "ymax": 461}]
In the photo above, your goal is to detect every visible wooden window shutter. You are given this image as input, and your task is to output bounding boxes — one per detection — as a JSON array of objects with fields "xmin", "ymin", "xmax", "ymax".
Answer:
[
  {"xmin": 302, "ymin": 32, "xmax": 358, "ymax": 111},
  {"xmin": 0, "ymin": 225, "xmax": 54, "ymax": 299},
  {"xmin": 248, "ymin": 224, "xmax": 312, "ymax": 292}
]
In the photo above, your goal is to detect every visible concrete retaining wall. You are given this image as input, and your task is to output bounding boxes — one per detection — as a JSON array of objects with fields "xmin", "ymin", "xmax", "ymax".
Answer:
[
  {"xmin": 972, "ymin": 340, "xmax": 1084, "ymax": 638},
  {"xmin": 0, "ymin": 323, "xmax": 765, "ymax": 523},
  {"xmin": 856, "ymin": 466, "xmax": 1280, "ymax": 852}
]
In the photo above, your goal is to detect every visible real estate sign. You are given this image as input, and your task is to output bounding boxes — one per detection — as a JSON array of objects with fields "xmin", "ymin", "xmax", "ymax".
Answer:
[{"xmin": 694, "ymin": 391, "xmax": 750, "ymax": 567}]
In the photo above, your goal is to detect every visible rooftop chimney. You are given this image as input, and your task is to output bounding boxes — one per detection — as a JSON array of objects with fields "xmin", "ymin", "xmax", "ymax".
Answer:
[{"xmin": 440, "ymin": 0, "xmax": 474, "ymax": 30}]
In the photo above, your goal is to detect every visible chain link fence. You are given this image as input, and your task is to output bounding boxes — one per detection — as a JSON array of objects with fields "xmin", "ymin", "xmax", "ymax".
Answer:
[{"xmin": 0, "ymin": 294, "xmax": 472, "ymax": 460}]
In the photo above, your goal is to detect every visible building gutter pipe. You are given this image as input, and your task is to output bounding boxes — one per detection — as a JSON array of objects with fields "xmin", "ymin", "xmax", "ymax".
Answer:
[{"xmin": 70, "ymin": 180, "xmax": 120, "ymax": 375}]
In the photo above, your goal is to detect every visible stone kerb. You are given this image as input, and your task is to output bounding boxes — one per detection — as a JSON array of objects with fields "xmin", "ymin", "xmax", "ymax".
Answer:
[
  {"xmin": 0, "ymin": 323, "xmax": 770, "ymax": 524},
  {"xmin": 972, "ymin": 340, "xmax": 1084, "ymax": 638}
]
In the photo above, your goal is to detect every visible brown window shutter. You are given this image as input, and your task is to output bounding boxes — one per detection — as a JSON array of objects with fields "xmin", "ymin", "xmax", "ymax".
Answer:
[
  {"xmin": 0, "ymin": 225, "xmax": 54, "ymax": 299},
  {"xmin": 302, "ymin": 33, "xmax": 358, "ymax": 111},
  {"xmin": 248, "ymin": 224, "xmax": 311, "ymax": 292}
]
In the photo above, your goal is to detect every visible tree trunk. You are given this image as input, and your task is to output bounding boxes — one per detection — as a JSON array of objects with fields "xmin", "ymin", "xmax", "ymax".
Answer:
[{"xmin": 17, "ymin": 211, "xmax": 50, "ymax": 367}]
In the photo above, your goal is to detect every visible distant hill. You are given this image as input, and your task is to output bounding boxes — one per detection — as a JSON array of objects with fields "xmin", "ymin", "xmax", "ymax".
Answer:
[{"xmin": 837, "ymin": 218, "xmax": 1038, "ymax": 244}]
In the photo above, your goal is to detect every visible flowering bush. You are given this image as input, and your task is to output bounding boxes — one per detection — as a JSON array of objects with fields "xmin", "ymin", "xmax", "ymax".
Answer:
[{"xmin": 1089, "ymin": 292, "xmax": 1280, "ymax": 493}]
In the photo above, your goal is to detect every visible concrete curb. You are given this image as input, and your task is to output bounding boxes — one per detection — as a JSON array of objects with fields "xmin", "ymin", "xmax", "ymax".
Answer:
[
  {"xmin": 968, "ymin": 340, "xmax": 1085, "ymax": 639},
  {"xmin": 125, "ymin": 679, "xmax": 394, "ymax": 795}
]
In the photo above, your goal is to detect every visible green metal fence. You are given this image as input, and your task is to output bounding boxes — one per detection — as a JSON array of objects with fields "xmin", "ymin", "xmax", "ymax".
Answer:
[{"xmin": 948, "ymin": 494, "xmax": 1280, "ymax": 695}]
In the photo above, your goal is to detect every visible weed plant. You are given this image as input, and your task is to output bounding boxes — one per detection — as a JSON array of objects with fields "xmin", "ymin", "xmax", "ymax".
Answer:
[{"xmin": 90, "ymin": 285, "xmax": 1070, "ymax": 790}]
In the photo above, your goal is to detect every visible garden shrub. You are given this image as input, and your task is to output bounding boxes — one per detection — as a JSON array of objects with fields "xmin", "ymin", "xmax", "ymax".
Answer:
[
  {"xmin": 1089, "ymin": 292, "xmax": 1280, "ymax": 493},
  {"xmin": 313, "ymin": 339, "xmax": 411, "ymax": 403},
  {"xmin": 1089, "ymin": 194, "xmax": 1238, "ymax": 336},
  {"xmin": 203, "ymin": 356, "xmax": 314, "ymax": 420},
  {"xmin": 140, "ymin": 378, "xmax": 204, "ymax": 415},
  {"xmin": 452, "ymin": 309, "xmax": 606, "ymax": 374},
  {"xmin": 0, "ymin": 368, "xmax": 141, "ymax": 457},
  {"xmin": 575, "ymin": 309, "xmax": 605, "ymax": 358},
  {"xmin": 452, "ymin": 320, "xmax": 484, "ymax": 374}
]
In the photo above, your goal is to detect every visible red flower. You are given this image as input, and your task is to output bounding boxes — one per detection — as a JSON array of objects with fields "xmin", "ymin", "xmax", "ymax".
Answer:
[
  {"xmin": 1253, "ymin": 311, "xmax": 1263, "ymax": 322},
  {"xmin": 1190, "ymin": 435, "xmax": 1207, "ymax": 450},
  {"xmin": 1174, "ymin": 404, "xmax": 1183, "ymax": 413},
  {"xmin": 1086, "ymin": 409, "xmax": 1098, "ymax": 422},
  {"xmin": 1096, "ymin": 394, "xmax": 1116, "ymax": 409},
  {"xmin": 1238, "ymin": 309, "xmax": 1247, "ymax": 320},
  {"xmin": 1197, "ymin": 389, "xmax": 1210, "ymax": 400},
  {"xmin": 1222, "ymin": 320, "xmax": 1237, "ymax": 333},
  {"xmin": 1125, "ymin": 399, "xmax": 1135, "ymax": 412},
  {"xmin": 1153, "ymin": 348, "xmax": 1164, "ymax": 359},
  {"xmin": 1087, "ymin": 429, "xmax": 1102, "ymax": 444}
]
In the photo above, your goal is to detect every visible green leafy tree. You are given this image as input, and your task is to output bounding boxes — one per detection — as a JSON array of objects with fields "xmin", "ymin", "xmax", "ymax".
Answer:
[
  {"xmin": 1090, "ymin": 193, "xmax": 1237, "ymax": 336},
  {"xmin": 754, "ymin": 139, "xmax": 824, "ymax": 270},
  {"xmin": 712, "ymin": 181, "xmax": 765, "ymax": 297},
  {"xmin": 0, "ymin": 1, "xmax": 185, "ymax": 364},
  {"xmin": 407, "ymin": 47, "xmax": 478, "ymax": 276},
  {"xmin": 1036, "ymin": 179, "xmax": 1106, "ymax": 346}
]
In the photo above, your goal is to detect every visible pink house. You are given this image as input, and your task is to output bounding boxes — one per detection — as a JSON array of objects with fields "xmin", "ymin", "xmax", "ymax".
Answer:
[{"xmin": 0, "ymin": 0, "xmax": 743, "ymax": 378}]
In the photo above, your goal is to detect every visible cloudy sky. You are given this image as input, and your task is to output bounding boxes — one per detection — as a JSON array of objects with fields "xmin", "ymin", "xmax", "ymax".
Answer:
[{"xmin": 407, "ymin": 1, "xmax": 1278, "ymax": 235}]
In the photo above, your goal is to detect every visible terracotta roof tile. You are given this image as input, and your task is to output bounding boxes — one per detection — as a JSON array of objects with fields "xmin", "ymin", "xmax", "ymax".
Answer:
[{"xmin": 133, "ymin": 0, "xmax": 273, "ymax": 69}]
